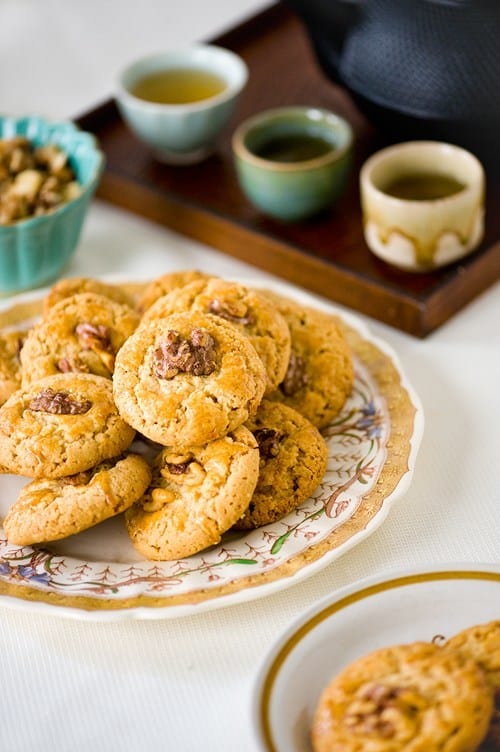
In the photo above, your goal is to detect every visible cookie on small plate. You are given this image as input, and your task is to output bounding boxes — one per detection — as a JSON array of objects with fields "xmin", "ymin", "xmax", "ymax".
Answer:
[
  {"xmin": 234, "ymin": 400, "xmax": 328, "ymax": 529},
  {"xmin": 126, "ymin": 425, "xmax": 259, "ymax": 560},
  {"xmin": 137, "ymin": 269, "xmax": 211, "ymax": 313},
  {"xmin": 0, "ymin": 328, "xmax": 28, "ymax": 406},
  {"xmin": 445, "ymin": 621, "xmax": 500, "ymax": 750},
  {"xmin": 262, "ymin": 291, "xmax": 354, "ymax": 428},
  {"xmin": 113, "ymin": 311, "xmax": 266, "ymax": 447},
  {"xmin": 4, "ymin": 453, "xmax": 151, "ymax": 546},
  {"xmin": 21, "ymin": 292, "xmax": 140, "ymax": 385},
  {"xmin": 141, "ymin": 278, "xmax": 291, "ymax": 394},
  {"xmin": 0, "ymin": 373, "xmax": 135, "ymax": 478},
  {"xmin": 311, "ymin": 641, "xmax": 493, "ymax": 752},
  {"xmin": 42, "ymin": 276, "xmax": 135, "ymax": 316}
]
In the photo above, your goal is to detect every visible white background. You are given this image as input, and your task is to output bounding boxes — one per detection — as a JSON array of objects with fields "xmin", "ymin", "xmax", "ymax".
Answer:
[{"xmin": 0, "ymin": 1, "xmax": 499, "ymax": 750}]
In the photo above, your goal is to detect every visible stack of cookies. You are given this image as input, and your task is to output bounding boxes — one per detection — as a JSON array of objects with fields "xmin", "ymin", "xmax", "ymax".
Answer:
[
  {"xmin": 0, "ymin": 271, "xmax": 354, "ymax": 561},
  {"xmin": 312, "ymin": 620, "xmax": 500, "ymax": 752}
]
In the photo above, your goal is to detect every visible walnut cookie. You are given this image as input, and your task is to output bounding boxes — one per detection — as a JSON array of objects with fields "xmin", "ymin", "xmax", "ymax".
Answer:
[
  {"xmin": 140, "ymin": 278, "xmax": 291, "ymax": 394},
  {"xmin": 445, "ymin": 620, "xmax": 500, "ymax": 750},
  {"xmin": 0, "ymin": 373, "xmax": 135, "ymax": 478},
  {"xmin": 137, "ymin": 269, "xmax": 211, "ymax": 313},
  {"xmin": 3, "ymin": 453, "xmax": 151, "ymax": 546},
  {"xmin": 126, "ymin": 425, "xmax": 259, "ymax": 560},
  {"xmin": 113, "ymin": 311, "xmax": 267, "ymax": 447},
  {"xmin": 262, "ymin": 290, "xmax": 354, "ymax": 429},
  {"xmin": 42, "ymin": 276, "xmax": 136, "ymax": 316},
  {"xmin": 20, "ymin": 292, "xmax": 140, "ymax": 385},
  {"xmin": 0, "ymin": 327, "xmax": 27, "ymax": 406},
  {"xmin": 234, "ymin": 400, "xmax": 328, "ymax": 530},
  {"xmin": 311, "ymin": 641, "xmax": 493, "ymax": 752}
]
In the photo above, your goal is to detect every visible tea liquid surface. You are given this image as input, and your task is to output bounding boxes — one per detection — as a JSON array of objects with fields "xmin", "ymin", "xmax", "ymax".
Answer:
[{"xmin": 130, "ymin": 68, "xmax": 227, "ymax": 104}]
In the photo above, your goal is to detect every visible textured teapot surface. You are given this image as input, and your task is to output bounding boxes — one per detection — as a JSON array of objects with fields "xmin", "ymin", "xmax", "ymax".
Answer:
[{"xmin": 286, "ymin": 0, "xmax": 500, "ymax": 164}]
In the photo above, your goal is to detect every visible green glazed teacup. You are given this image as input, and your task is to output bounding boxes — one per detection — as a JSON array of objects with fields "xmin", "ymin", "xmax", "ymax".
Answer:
[{"xmin": 232, "ymin": 107, "xmax": 353, "ymax": 222}]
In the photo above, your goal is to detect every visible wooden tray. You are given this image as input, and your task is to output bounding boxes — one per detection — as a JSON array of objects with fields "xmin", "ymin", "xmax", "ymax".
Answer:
[{"xmin": 76, "ymin": 2, "xmax": 500, "ymax": 337}]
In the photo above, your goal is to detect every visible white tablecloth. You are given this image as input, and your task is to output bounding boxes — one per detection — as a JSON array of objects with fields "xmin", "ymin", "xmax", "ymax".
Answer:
[{"xmin": 1, "ymin": 2, "xmax": 499, "ymax": 750}]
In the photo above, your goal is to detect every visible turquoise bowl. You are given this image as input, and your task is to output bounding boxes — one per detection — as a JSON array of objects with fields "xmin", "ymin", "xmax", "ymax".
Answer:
[
  {"xmin": 232, "ymin": 107, "xmax": 353, "ymax": 222},
  {"xmin": 0, "ymin": 115, "xmax": 104, "ymax": 294}
]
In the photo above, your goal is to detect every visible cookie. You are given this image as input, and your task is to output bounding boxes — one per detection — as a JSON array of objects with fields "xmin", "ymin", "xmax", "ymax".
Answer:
[
  {"xmin": 126, "ymin": 425, "xmax": 259, "ymax": 560},
  {"xmin": 21, "ymin": 292, "xmax": 140, "ymax": 385},
  {"xmin": 3, "ymin": 453, "xmax": 152, "ymax": 545},
  {"xmin": 311, "ymin": 641, "xmax": 493, "ymax": 752},
  {"xmin": 137, "ymin": 269, "xmax": 211, "ymax": 312},
  {"xmin": 113, "ymin": 311, "xmax": 266, "ymax": 447},
  {"xmin": 0, "ymin": 373, "xmax": 135, "ymax": 478},
  {"xmin": 141, "ymin": 278, "xmax": 291, "ymax": 394},
  {"xmin": 262, "ymin": 290, "xmax": 354, "ymax": 428},
  {"xmin": 0, "ymin": 328, "xmax": 27, "ymax": 405},
  {"xmin": 445, "ymin": 621, "xmax": 500, "ymax": 750},
  {"xmin": 234, "ymin": 400, "xmax": 328, "ymax": 529},
  {"xmin": 43, "ymin": 276, "xmax": 135, "ymax": 316}
]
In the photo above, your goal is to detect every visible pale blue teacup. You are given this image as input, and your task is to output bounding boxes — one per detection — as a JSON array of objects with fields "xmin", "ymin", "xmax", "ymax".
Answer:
[{"xmin": 116, "ymin": 45, "xmax": 248, "ymax": 165}]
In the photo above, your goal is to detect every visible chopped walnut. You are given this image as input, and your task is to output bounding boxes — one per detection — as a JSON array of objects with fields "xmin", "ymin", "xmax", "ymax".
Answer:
[
  {"xmin": 253, "ymin": 428, "xmax": 283, "ymax": 460},
  {"xmin": 61, "ymin": 470, "xmax": 92, "ymax": 486},
  {"xmin": 28, "ymin": 388, "xmax": 92, "ymax": 415},
  {"xmin": 0, "ymin": 137, "xmax": 81, "ymax": 226},
  {"xmin": 142, "ymin": 487, "xmax": 177, "ymax": 512},
  {"xmin": 57, "ymin": 357, "xmax": 89, "ymax": 374},
  {"xmin": 344, "ymin": 682, "xmax": 426, "ymax": 739},
  {"xmin": 152, "ymin": 328, "xmax": 217, "ymax": 379},
  {"xmin": 280, "ymin": 352, "xmax": 308, "ymax": 396},
  {"xmin": 75, "ymin": 322, "xmax": 115, "ymax": 372},
  {"xmin": 207, "ymin": 297, "xmax": 254, "ymax": 325}
]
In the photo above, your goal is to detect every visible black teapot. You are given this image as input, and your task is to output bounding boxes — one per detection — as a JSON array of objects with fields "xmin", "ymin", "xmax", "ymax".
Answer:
[{"xmin": 285, "ymin": 0, "xmax": 500, "ymax": 167}]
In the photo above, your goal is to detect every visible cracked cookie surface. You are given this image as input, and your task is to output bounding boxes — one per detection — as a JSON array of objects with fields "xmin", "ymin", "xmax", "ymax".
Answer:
[
  {"xmin": 262, "ymin": 291, "xmax": 354, "ymax": 428},
  {"xmin": 21, "ymin": 292, "xmax": 140, "ymax": 385},
  {"xmin": 126, "ymin": 425, "xmax": 259, "ymax": 560},
  {"xmin": 4, "ymin": 453, "xmax": 151, "ymax": 545},
  {"xmin": 141, "ymin": 278, "xmax": 291, "ymax": 394},
  {"xmin": 234, "ymin": 400, "xmax": 328, "ymax": 529},
  {"xmin": 312, "ymin": 641, "xmax": 493, "ymax": 752},
  {"xmin": 0, "ymin": 373, "xmax": 135, "ymax": 478},
  {"xmin": 113, "ymin": 311, "xmax": 266, "ymax": 447}
]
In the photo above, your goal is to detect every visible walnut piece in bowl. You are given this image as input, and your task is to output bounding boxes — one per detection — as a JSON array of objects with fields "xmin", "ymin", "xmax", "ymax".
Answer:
[{"xmin": 0, "ymin": 115, "xmax": 104, "ymax": 294}]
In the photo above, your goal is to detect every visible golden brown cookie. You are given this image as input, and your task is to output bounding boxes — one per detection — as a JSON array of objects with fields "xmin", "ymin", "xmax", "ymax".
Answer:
[
  {"xmin": 445, "ymin": 621, "xmax": 500, "ymax": 750},
  {"xmin": 126, "ymin": 426, "xmax": 259, "ymax": 560},
  {"xmin": 262, "ymin": 290, "xmax": 354, "ymax": 428},
  {"xmin": 21, "ymin": 292, "xmax": 140, "ymax": 385},
  {"xmin": 43, "ymin": 276, "xmax": 135, "ymax": 316},
  {"xmin": 141, "ymin": 278, "xmax": 291, "ymax": 394},
  {"xmin": 137, "ymin": 269, "xmax": 211, "ymax": 312},
  {"xmin": 0, "ymin": 328, "xmax": 27, "ymax": 405},
  {"xmin": 311, "ymin": 641, "xmax": 493, "ymax": 752},
  {"xmin": 0, "ymin": 373, "xmax": 135, "ymax": 478},
  {"xmin": 113, "ymin": 311, "xmax": 266, "ymax": 447},
  {"xmin": 4, "ymin": 453, "xmax": 152, "ymax": 545},
  {"xmin": 234, "ymin": 400, "xmax": 328, "ymax": 529}
]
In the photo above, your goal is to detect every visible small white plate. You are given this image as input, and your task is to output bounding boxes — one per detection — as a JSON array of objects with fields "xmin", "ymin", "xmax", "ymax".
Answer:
[
  {"xmin": 253, "ymin": 563, "xmax": 500, "ymax": 752},
  {"xmin": 0, "ymin": 277, "xmax": 423, "ymax": 620}
]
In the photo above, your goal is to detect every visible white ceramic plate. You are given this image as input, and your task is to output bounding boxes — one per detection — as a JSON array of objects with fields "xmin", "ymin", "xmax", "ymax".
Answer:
[
  {"xmin": 0, "ymin": 278, "xmax": 423, "ymax": 620},
  {"xmin": 253, "ymin": 563, "xmax": 500, "ymax": 752}
]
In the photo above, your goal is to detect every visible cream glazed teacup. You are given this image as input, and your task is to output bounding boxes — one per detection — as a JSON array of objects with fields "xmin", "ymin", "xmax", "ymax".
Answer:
[{"xmin": 360, "ymin": 141, "xmax": 485, "ymax": 272}]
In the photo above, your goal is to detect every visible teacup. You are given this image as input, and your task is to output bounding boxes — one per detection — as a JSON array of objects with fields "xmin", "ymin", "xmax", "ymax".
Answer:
[
  {"xmin": 360, "ymin": 141, "xmax": 485, "ymax": 272},
  {"xmin": 116, "ymin": 45, "xmax": 248, "ymax": 165},
  {"xmin": 232, "ymin": 107, "xmax": 353, "ymax": 222}
]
